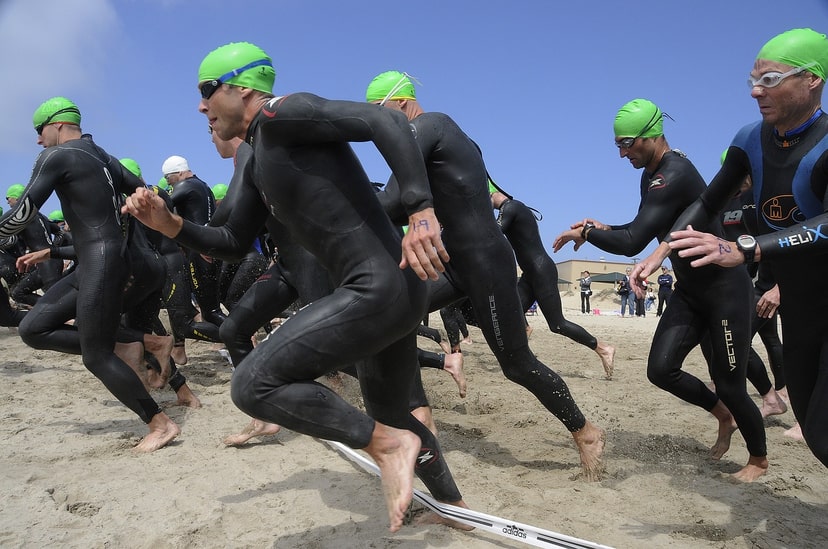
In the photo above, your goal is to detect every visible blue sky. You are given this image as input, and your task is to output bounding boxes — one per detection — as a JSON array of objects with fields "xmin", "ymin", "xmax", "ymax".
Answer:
[{"xmin": 2, "ymin": 0, "xmax": 827, "ymax": 265}]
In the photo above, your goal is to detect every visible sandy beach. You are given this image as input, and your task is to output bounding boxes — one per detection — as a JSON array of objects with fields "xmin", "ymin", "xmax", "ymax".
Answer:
[{"xmin": 1, "ymin": 289, "xmax": 826, "ymax": 548}]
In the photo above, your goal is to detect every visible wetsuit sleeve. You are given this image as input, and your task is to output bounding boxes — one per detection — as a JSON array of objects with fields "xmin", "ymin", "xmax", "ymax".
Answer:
[
  {"xmin": 175, "ymin": 170, "xmax": 269, "ymax": 262},
  {"xmin": 48, "ymin": 244, "xmax": 77, "ymax": 260},
  {"xmin": 753, "ymin": 152, "xmax": 828, "ymax": 260},
  {"xmin": 497, "ymin": 200, "xmax": 516, "ymax": 233},
  {"xmin": 0, "ymin": 149, "xmax": 61, "ymax": 239},
  {"xmin": 662, "ymin": 148, "xmax": 749, "ymax": 243},
  {"xmin": 376, "ymin": 177, "xmax": 408, "ymax": 226},
  {"xmin": 586, "ymin": 180, "xmax": 684, "ymax": 256},
  {"xmin": 260, "ymin": 93, "xmax": 434, "ymax": 215}
]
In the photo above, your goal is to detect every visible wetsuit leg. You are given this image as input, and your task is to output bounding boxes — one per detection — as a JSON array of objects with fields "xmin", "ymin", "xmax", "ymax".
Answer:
[
  {"xmin": 18, "ymin": 272, "xmax": 83, "ymax": 353},
  {"xmin": 10, "ymin": 270, "xmax": 43, "ymax": 306},
  {"xmin": 439, "ymin": 305, "xmax": 462, "ymax": 349},
  {"xmin": 187, "ymin": 249, "xmax": 226, "ymax": 327},
  {"xmin": 417, "ymin": 324, "xmax": 442, "ymax": 345},
  {"xmin": 230, "ymin": 272, "xmax": 425, "ymax": 448},
  {"xmin": 163, "ymin": 251, "xmax": 222, "ymax": 343},
  {"xmin": 20, "ymin": 260, "xmax": 162, "ymax": 423},
  {"xmin": 779, "ymin": 317, "xmax": 828, "ymax": 466},
  {"xmin": 219, "ymin": 264, "xmax": 299, "ymax": 366},
  {"xmin": 649, "ymin": 286, "xmax": 765, "ymax": 457},
  {"xmin": 755, "ymin": 309, "xmax": 785, "ymax": 390},
  {"xmin": 522, "ymin": 270, "xmax": 599, "ymax": 350},
  {"xmin": 0, "ymin": 285, "xmax": 26, "ymax": 327},
  {"xmin": 417, "ymin": 348, "xmax": 444, "ymax": 370},
  {"xmin": 647, "ymin": 294, "xmax": 719, "ymax": 410},
  {"xmin": 222, "ymin": 251, "xmax": 268, "ymax": 313},
  {"xmin": 450, "ymin": 258, "xmax": 586, "ymax": 432}
]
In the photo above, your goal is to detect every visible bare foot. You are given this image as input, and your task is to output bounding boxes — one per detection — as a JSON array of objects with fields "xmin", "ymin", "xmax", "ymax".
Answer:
[
  {"xmin": 175, "ymin": 384, "xmax": 202, "ymax": 408},
  {"xmin": 133, "ymin": 412, "xmax": 180, "ymax": 453},
  {"xmin": 143, "ymin": 334, "xmax": 173, "ymax": 388},
  {"xmin": 171, "ymin": 342, "xmax": 188, "ymax": 365},
  {"xmin": 461, "ymin": 336, "xmax": 472, "ymax": 345},
  {"xmin": 525, "ymin": 324, "xmax": 533, "ymax": 339},
  {"xmin": 443, "ymin": 352, "xmax": 467, "ymax": 398},
  {"xmin": 760, "ymin": 389, "xmax": 788, "ymax": 418},
  {"xmin": 710, "ymin": 401, "xmax": 737, "ymax": 460},
  {"xmin": 439, "ymin": 339, "xmax": 451, "ymax": 354},
  {"xmin": 223, "ymin": 419, "xmax": 281, "ymax": 446},
  {"xmin": 777, "ymin": 386, "xmax": 789, "ymax": 404},
  {"xmin": 364, "ymin": 422, "xmax": 421, "ymax": 533},
  {"xmin": 572, "ymin": 420, "xmax": 605, "ymax": 481},
  {"xmin": 414, "ymin": 499, "xmax": 475, "ymax": 531},
  {"xmin": 783, "ymin": 422, "xmax": 804, "ymax": 441},
  {"xmin": 596, "ymin": 342, "xmax": 615, "ymax": 380},
  {"xmin": 114, "ymin": 342, "xmax": 149, "ymax": 390},
  {"xmin": 732, "ymin": 455, "xmax": 769, "ymax": 482}
]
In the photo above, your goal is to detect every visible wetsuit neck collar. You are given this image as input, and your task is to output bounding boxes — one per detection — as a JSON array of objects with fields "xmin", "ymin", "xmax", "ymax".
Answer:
[{"xmin": 773, "ymin": 108, "xmax": 823, "ymax": 147}]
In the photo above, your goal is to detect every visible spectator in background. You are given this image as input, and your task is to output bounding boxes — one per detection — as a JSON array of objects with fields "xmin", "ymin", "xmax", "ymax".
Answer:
[
  {"xmin": 656, "ymin": 266, "xmax": 674, "ymax": 316},
  {"xmin": 618, "ymin": 268, "xmax": 636, "ymax": 317},
  {"xmin": 579, "ymin": 270, "xmax": 592, "ymax": 314}
]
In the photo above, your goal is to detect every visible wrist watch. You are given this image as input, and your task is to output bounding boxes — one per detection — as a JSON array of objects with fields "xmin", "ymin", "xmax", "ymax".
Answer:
[
  {"xmin": 736, "ymin": 234, "xmax": 757, "ymax": 264},
  {"xmin": 581, "ymin": 222, "xmax": 596, "ymax": 240}
]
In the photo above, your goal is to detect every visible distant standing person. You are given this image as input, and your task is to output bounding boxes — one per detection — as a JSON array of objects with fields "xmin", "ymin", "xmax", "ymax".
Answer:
[
  {"xmin": 618, "ymin": 268, "xmax": 636, "ymax": 317},
  {"xmin": 579, "ymin": 270, "xmax": 592, "ymax": 314},
  {"xmin": 656, "ymin": 266, "xmax": 673, "ymax": 316}
]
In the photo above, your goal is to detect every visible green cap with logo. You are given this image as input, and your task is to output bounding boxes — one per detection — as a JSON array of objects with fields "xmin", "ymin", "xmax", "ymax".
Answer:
[
  {"xmin": 614, "ymin": 99, "xmax": 664, "ymax": 139},
  {"xmin": 119, "ymin": 158, "xmax": 142, "ymax": 178},
  {"xmin": 757, "ymin": 28, "xmax": 828, "ymax": 80},
  {"xmin": 198, "ymin": 42, "xmax": 275, "ymax": 94},
  {"xmin": 366, "ymin": 71, "xmax": 416, "ymax": 103},
  {"xmin": 157, "ymin": 177, "xmax": 170, "ymax": 191},
  {"xmin": 32, "ymin": 97, "xmax": 81, "ymax": 130},
  {"xmin": 48, "ymin": 210, "xmax": 64, "ymax": 222},
  {"xmin": 6, "ymin": 184, "xmax": 25, "ymax": 199}
]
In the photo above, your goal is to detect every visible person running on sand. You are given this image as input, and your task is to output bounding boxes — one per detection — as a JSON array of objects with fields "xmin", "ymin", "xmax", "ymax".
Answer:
[
  {"xmin": 554, "ymin": 98, "xmax": 767, "ymax": 481},
  {"xmin": 0, "ymin": 97, "xmax": 179, "ymax": 452},
  {"xmin": 124, "ymin": 42, "xmax": 468, "ymax": 532}
]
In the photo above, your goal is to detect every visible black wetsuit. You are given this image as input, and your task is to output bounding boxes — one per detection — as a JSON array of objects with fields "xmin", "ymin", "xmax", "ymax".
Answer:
[
  {"xmin": 167, "ymin": 94, "xmax": 460, "ymax": 501},
  {"xmin": 497, "ymin": 197, "xmax": 600, "ymax": 351},
  {"xmin": 668, "ymin": 112, "xmax": 828, "ymax": 466},
  {"xmin": 584, "ymin": 149, "xmax": 766, "ymax": 458},
  {"xmin": 169, "ymin": 174, "xmax": 225, "ymax": 327},
  {"xmin": 9, "ymin": 213, "xmax": 64, "ymax": 306},
  {"xmin": 438, "ymin": 301, "xmax": 470, "ymax": 349},
  {"xmin": 149, "ymin": 186, "xmax": 222, "ymax": 344},
  {"xmin": 0, "ymin": 134, "xmax": 162, "ymax": 423},
  {"xmin": 720, "ymin": 191, "xmax": 785, "ymax": 393},
  {"xmin": 379, "ymin": 111, "xmax": 586, "ymax": 433}
]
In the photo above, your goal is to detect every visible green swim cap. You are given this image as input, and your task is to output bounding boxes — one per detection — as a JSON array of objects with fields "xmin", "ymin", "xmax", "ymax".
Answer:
[
  {"xmin": 157, "ymin": 177, "xmax": 170, "ymax": 191},
  {"xmin": 119, "ymin": 158, "xmax": 142, "ymax": 178},
  {"xmin": 366, "ymin": 71, "xmax": 416, "ymax": 103},
  {"xmin": 6, "ymin": 184, "xmax": 25, "ymax": 199},
  {"xmin": 757, "ymin": 28, "xmax": 828, "ymax": 80},
  {"xmin": 48, "ymin": 210, "xmax": 64, "ymax": 222},
  {"xmin": 198, "ymin": 42, "xmax": 275, "ymax": 94},
  {"xmin": 614, "ymin": 99, "xmax": 664, "ymax": 138},
  {"xmin": 32, "ymin": 97, "xmax": 81, "ymax": 130},
  {"xmin": 212, "ymin": 183, "xmax": 228, "ymax": 200}
]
